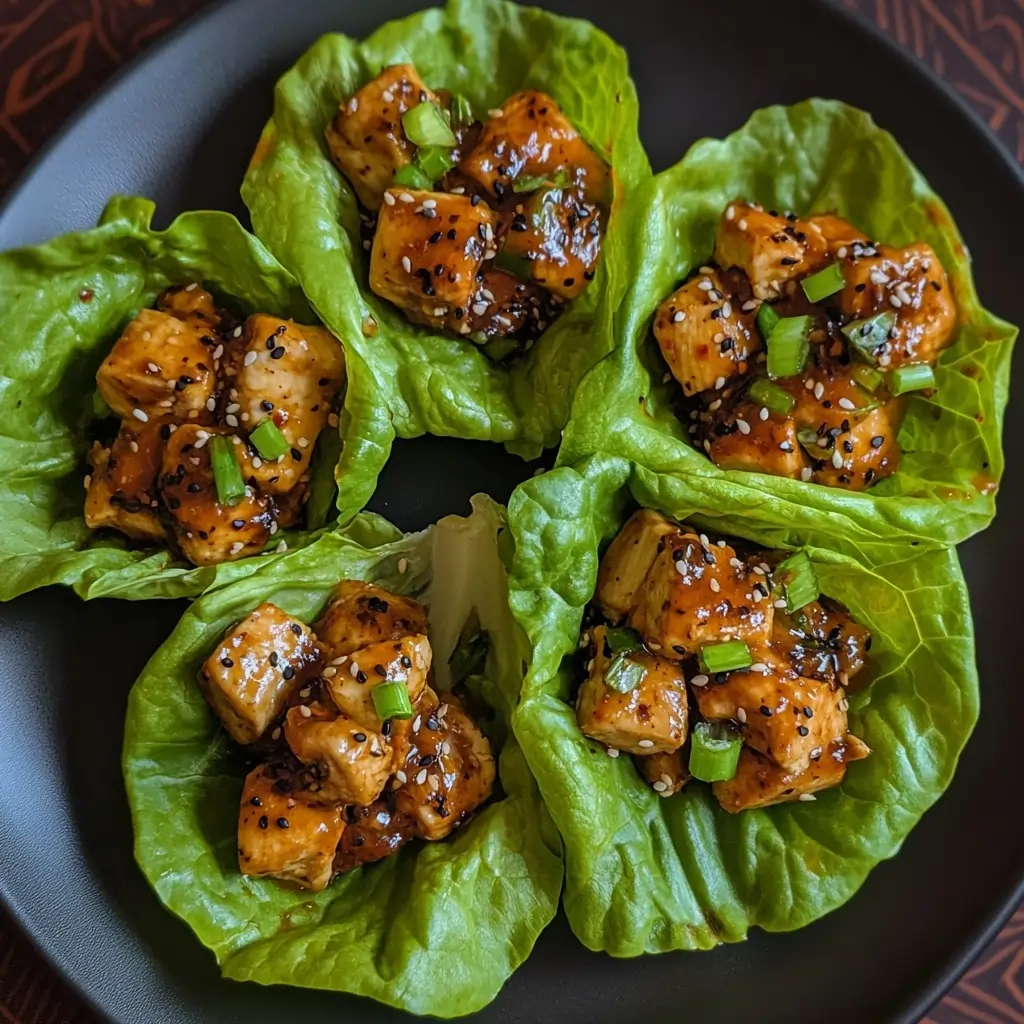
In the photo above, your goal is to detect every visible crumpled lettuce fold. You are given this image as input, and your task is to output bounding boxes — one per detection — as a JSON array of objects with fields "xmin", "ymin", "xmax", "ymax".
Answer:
[
  {"xmin": 560, "ymin": 100, "xmax": 1017, "ymax": 559},
  {"xmin": 507, "ymin": 453, "xmax": 978, "ymax": 954},
  {"xmin": 0, "ymin": 196, "xmax": 391, "ymax": 600},
  {"xmin": 242, "ymin": 0, "xmax": 649, "ymax": 461},
  {"xmin": 123, "ymin": 496, "xmax": 561, "ymax": 1016}
]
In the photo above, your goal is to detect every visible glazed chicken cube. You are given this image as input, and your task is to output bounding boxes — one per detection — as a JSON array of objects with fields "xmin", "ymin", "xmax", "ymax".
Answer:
[
  {"xmin": 200, "ymin": 602, "xmax": 320, "ymax": 744},
  {"xmin": 692, "ymin": 645, "xmax": 850, "ymax": 774},
  {"xmin": 705, "ymin": 389, "xmax": 807, "ymax": 479},
  {"xmin": 654, "ymin": 268, "xmax": 760, "ymax": 396},
  {"xmin": 629, "ymin": 531, "xmax": 773, "ymax": 655},
  {"xmin": 237, "ymin": 764, "xmax": 344, "ymax": 892},
  {"xmin": 714, "ymin": 201, "xmax": 828, "ymax": 301},
  {"xmin": 160, "ymin": 425, "xmax": 273, "ymax": 566},
  {"xmin": 96, "ymin": 307, "xmax": 218, "ymax": 422},
  {"xmin": 316, "ymin": 581, "xmax": 429, "ymax": 657},
  {"xmin": 223, "ymin": 315, "xmax": 345, "ymax": 496},
  {"xmin": 839, "ymin": 242, "xmax": 956, "ymax": 367},
  {"xmin": 500, "ymin": 185, "xmax": 602, "ymax": 301},
  {"xmin": 333, "ymin": 801, "xmax": 416, "ymax": 874},
  {"xmin": 370, "ymin": 189, "xmax": 492, "ymax": 331},
  {"xmin": 772, "ymin": 600, "xmax": 870, "ymax": 685},
  {"xmin": 576, "ymin": 626, "xmax": 689, "ymax": 755},
  {"xmin": 284, "ymin": 702, "xmax": 391, "ymax": 805},
  {"xmin": 712, "ymin": 736, "xmax": 870, "ymax": 813},
  {"xmin": 807, "ymin": 213, "xmax": 866, "ymax": 257},
  {"xmin": 155, "ymin": 283, "xmax": 221, "ymax": 327},
  {"xmin": 636, "ymin": 747, "xmax": 690, "ymax": 797},
  {"xmin": 595, "ymin": 508, "xmax": 678, "ymax": 622},
  {"xmin": 459, "ymin": 91, "xmax": 610, "ymax": 204},
  {"xmin": 394, "ymin": 699, "xmax": 495, "ymax": 840},
  {"xmin": 325, "ymin": 63, "xmax": 440, "ymax": 211},
  {"xmin": 462, "ymin": 268, "xmax": 548, "ymax": 340},
  {"xmin": 323, "ymin": 634, "xmax": 431, "ymax": 732},
  {"xmin": 84, "ymin": 420, "xmax": 165, "ymax": 542}
]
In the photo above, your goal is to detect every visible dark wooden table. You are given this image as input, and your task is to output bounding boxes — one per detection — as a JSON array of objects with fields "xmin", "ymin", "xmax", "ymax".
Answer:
[{"xmin": 0, "ymin": 1, "xmax": 1021, "ymax": 1021}]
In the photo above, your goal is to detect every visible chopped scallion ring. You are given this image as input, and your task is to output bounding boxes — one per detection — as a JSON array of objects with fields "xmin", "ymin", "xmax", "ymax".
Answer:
[
  {"xmin": 401, "ymin": 102, "xmax": 456, "ymax": 148},
  {"xmin": 756, "ymin": 302, "xmax": 779, "ymax": 341},
  {"xmin": 371, "ymin": 680, "xmax": 414, "ymax": 720},
  {"xmin": 450, "ymin": 94, "xmax": 474, "ymax": 130},
  {"xmin": 604, "ymin": 627, "xmax": 644, "ymax": 655},
  {"xmin": 766, "ymin": 315, "xmax": 812, "ymax": 379},
  {"xmin": 698, "ymin": 640, "xmax": 752, "ymax": 675},
  {"xmin": 249, "ymin": 419, "xmax": 290, "ymax": 462},
  {"xmin": 415, "ymin": 146, "xmax": 457, "ymax": 182},
  {"xmin": 888, "ymin": 363, "xmax": 936, "ymax": 396},
  {"xmin": 748, "ymin": 378, "xmax": 796, "ymax": 416},
  {"xmin": 688, "ymin": 720, "xmax": 743, "ymax": 783},
  {"xmin": 842, "ymin": 311, "xmax": 896, "ymax": 364},
  {"xmin": 851, "ymin": 363, "xmax": 886, "ymax": 393},
  {"xmin": 210, "ymin": 435, "xmax": 246, "ymax": 507},
  {"xmin": 604, "ymin": 653, "xmax": 647, "ymax": 694},
  {"xmin": 392, "ymin": 163, "xmax": 433, "ymax": 191},
  {"xmin": 513, "ymin": 173, "xmax": 550, "ymax": 193},
  {"xmin": 800, "ymin": 262, "xmax": 846, "ymax": 303},
  {"xmin": 774, "ymin": 550, "xmax": 819, "ymax": 612}
]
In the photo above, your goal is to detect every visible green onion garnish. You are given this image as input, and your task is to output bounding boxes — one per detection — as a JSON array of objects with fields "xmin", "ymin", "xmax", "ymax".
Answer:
[
  {"xmin": 450, "ymin": 94, "xmax": 474, "ymax": 130},
  {"xmin": 494, "ymin": 249, "xmax": 533, "ymax": 281},
  {"xmin": 775, "ymin": 550, "xmax": 819, "ymax": 611},
  {"xmin": 249, "ymin": 419, "xmax": 290, "ymax": 461},
  {"xmin": 401, "ymin": 102, "xmax": 456, "ymax": 148},
  {"xmin": 842, "ymin": 311, "xmax": 896, "ymax": 365},
  {"xmin": 851, "ymin": 363, "xmax": 886, "ymax": 393},
  {"xmin": 415, "ymin": 145, "xmax": 456, "ymax": 182},
  {"xmin": 800, "ymin": 262, "xmax": 846, "ymax": 303},
  {"xmin": 698, "ymin": 640, "xmax": 752, "ymax": 675},
  {"xmin": 604, "ymin": 653, "xmax": 647, "ymax": 694},
  {"xmin": 748, "ymin": 378, "xmax": 796, "ymax": 416},
  {"xmin": 756, "ymin": 302, "xmax": 779, "ymax": 341},
  {"xmin": 766, "ymin": 315, "xmax": 812, "ymax": 379},
  {"xmin": 888, "ymin": 363, "xmax": 936, "ymax": 396},
  {"xmin": 209, "ymin": 435, "xmax": 246, "ymax": 507},
  {"xmin": 604, "ymin": 627, "xmax": 645, "ymax": 654},
  {"xmin": 392, "ymin": 163, "xmax": 433, "ymax": 191},
  {"xmin": 688, "ymin": 720, "xmax": 743, "ymax": 783},
  {"xmin": 513, "ymin": 173, "xmax": 550, "ymax": 193},
  {"xmin": 371, "ymin": 680, "xmax": 414, "ymax": 720}
]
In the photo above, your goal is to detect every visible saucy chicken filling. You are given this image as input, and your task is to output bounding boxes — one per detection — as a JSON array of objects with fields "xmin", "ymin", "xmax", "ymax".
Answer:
[
  {"xmin": 325, "ymin": 63, "xmax": 610, "ymax": 359},
  {"xmin": 654, "ymin": 200, "xmax": 957, "ymax": 491},
  {"xmin": 198, "ymin": 581, "xmax": 495, "ymax": 892},
  {"xmin": 84, "ymin": 285, "xmax": 345, "ymax": 566},
  {"xmin": 575, "ymin": 509, "xmax": 871, "ymax": 812}
]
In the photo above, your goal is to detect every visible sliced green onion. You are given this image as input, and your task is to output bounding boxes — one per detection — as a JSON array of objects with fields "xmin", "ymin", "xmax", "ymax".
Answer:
[
  {"xmin": 513, "ymin": 173, "xmax": 550, "ymax": 193},
  {"xmin": 766, "ymin": 315, "xmax": 812, "ymax": 379},
  {"xmin": 698, "ymin": 640, "xmax": 752, "ymax": 675},
  {"xmin": 209, "ymin": 435, "xmax": 246, "ymax": 507},
  {"xmin": 774, "ymin": 550, "xmax": 819, "ymax": 612},
  {"xmin": 604, "ymin": 627, "xmax": 644, "ymax": 655},
  {"xmin": 392, "ymin": 163, "xmax": 433, "ymax": 191},
  {"xmin": 756, "ymin": 302, "xmax": 779, "ymax": 340},
  {"xmin": 450, "ymin": 94, "xmax": 474, "ymax": 131},
  {"xmin": 842, "ymin": 311, "xmax": 896, "ymax": 365},
  {"xmin": 415, "ymin": 145, "xmax": 456, "ymax": 182},
  {"xmin": 371, "ymin": 680, "xmax": 414, "ymax": 720},
  {"xmin": 796, "ymin": 427, "xmax": 825, "ymax": 460},
  {"xmin": 494, "ymin": 249, "xmax": 533, "ymax": 281},
  {"xmin": 800, "ymin": 262, "xmax": 845, "ymax": 303},
  {"xmin": 604, "ymin": 653, "xmax": 647, "ymax": 694},
  {"xmin": 92, "ymin": 390, "xmax": 113, "ymax": 420},
  {"xmin": 688, "ymin": 720, "xmax": 743, "ymax": 783},
  {"xmin": 401, "ymin": 102, "xmax": 456, "ymax": 148},
  {"xmin": 748, "ymin": 378, "xmax": 796, "ymax": 416},
  {"xmin": 248, "ymin": 418, "xmax": 290, "ymax": 461},
  {"xmin": 888, "ymin": 363, "xmax": 936, "ymax": 395},
  {"xmin": 851, "ymin": 363, "xmax": 886, "ymax": 393}
]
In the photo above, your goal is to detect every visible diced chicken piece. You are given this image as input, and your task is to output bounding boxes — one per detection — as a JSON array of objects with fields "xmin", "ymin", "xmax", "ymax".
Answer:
[
  {"xmin": 394, "ymin": 699, "xmax": 495, "ymax": 840},
  {"xmin": 84, "ymin": 421, "xmax": 165, "ymax": 542},
  {"xmin": 96, "ymin": 308, "xmax": 218, "ymax": 422},
  {"xmin": 325, "ymin": 64, "xmax": 440, "ymax": 211},
  {"xmin": 712, "ymin": 737, "xmax": 870, "ymax": 813},
  {"xmin": 200, "ymin": 602, "xmax": 320, "ymax": 743},
  {"xmin": 595, "ymin": 508, "xmax": 678, "ymax": 621},
  {"xmin": 714, "ymin": 200, "xmax": 828, "ymax": 301},
  {"xmin": 237, "ymin": 764, "xmax": 344, "ymax": 892},
  {"xmin": 370, "ymin": 189, "xmax": 492, "ymax": 331},
  {"xmin": 839, "ymin": 242, "xmax": 956, "ymax": 367},
  {"xmin": 629, "ymin": 531, "xmax": 773, "ymax": 655},
  {"xmin": 576, "ymin": 626, "xmax": 689, "ymax": 755},
  {"xmin": 155, "ymin": 284, "xmax": 221, "ymax": 328},
  {"xmin": 654, "ymin": 268, "xmax": 760, "ymax": 396},
  {"xmin": 462, "ymin": 268, "xmax": 549, "ymax": 340},
  {"xmin": 333, "ymin": 801, "xmax": 416, "ymax": 873},
  {"xmin": 704, "ymin": 390, "xmax": 807, "ymax": 479},
  {"xmin": 459, "ymin": 90, "xmax": 610, "ymax": 204},
  {"xmin": 772, "ymin": 599, "xmax": 870, "ymax": 685},
  {"xmin": 223, "ymin": 315, "xmax": 345, "ymax": 496},
  {"xmin": 284, "ymin": 702, "xmax": 391, "ymax": 805},
  {"xmin": 160, "ymin": 424, "xmax": 273, "ymax": 567},
  {"xmin": 692, "ymin": 645, "xmax": 850, "ymax": 774},
  {"xmin": 316, "ymin": 580, "xmax": 429, "ymax": 657},
  {"xmin": 635, "ymin": 748, "xmax": 690, "ymax": 796},
  {"xmin": 500, "ymin": 186, "xmax": 602, "ymax": 301},
  {"xmin": 323, "ymin": 635, "xmax": 431, "ymax": 732},
  {"xmin": 386, "ymin": 684, "xmax": 440, "ymax": 768},
  {"xmin": 807, "ymin": 213, "xmax": 866, "ymax": 257}
]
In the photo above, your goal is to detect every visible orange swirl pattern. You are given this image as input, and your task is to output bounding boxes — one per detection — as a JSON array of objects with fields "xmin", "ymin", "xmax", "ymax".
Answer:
[{"xmin": 0, "ymin": 2, "xmax": 1021, "ymax": 1022}]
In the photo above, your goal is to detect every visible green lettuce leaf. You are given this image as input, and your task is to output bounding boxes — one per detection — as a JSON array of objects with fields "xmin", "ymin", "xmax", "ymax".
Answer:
[
  {"xmin": 241, "ymin": 0, "xmax": 650, "ymax": 461},
  {"xmin": 0, "ymin": 196, "xmax": 393, "ymax": 600},
  {"xmin": 508, "ymin": 453, "xmax": 978, "ymax": 954},
  {"xmin": 560, "ymin": 100, "xmax": 1017, "ymax": 558},
  {"xmin": 123, "ymin": 496, "xmax": 561, "ymax": 1016}
]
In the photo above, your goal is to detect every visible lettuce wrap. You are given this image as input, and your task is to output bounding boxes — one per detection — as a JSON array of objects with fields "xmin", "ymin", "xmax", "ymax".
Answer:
[
  {"xmin": 123, "ymin": 496, "xmax": 561, "ymax": 1016},
  {"xmin": 241, "ymin": 0, "xmax": 649, "ymax": 462},
  {"xmin": 560, "ymin": 100, "xmax": 1017, "ymax": 558},
  {"xmin": 507, "ymin": 453, "xmax": 978, "ymax": 954},
  {"xmin": 0, "ymin": 196, "xmax": 392, "ymax": 601}
]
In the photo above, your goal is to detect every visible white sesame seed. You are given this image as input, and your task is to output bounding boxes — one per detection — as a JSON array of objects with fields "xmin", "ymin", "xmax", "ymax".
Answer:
[
  {"xmin": 721, "ymin": 301, "xmax": 732, "ymax": 318},
  {"xmin": 729, "ymin": 557, "xmax": 743, "ymax": 569},
  {"xmin": 433, "ymin": 306, "xmax": 447, "ymax": 317},
  {"xmin": 675, "ymin": 559, "xmax": 687, "ymax": 575},
  {"xmin": 472, "ymin": 302, "xmax": 488, "ymax": 316},
  {"xmin": 142, "ymin": 330, "xmax": 152, "ymax": 342},
  {"xmin": 397, "ymin": 557, "xmax": 408, "ymax": 574},
  {"xmin": 128, "ymin": 441, "xmax": 139, "ymax": 453},
  {"xmin": 606, "ymin": 747, "xmax": 620, "ymax": 758},
  {"xmin": 298, "ymin": 687, "xmax": 311, "ymax": 699},
  {"xmin": 399, "ymin": 192, "xmax": 415, "ymax": 203},
  {"xmin": 212, "ymin": 344, "xmax": 224, "ymax": 360},
  {"xmin": 422, "ymin": 198, "xmax": 437, "ymax": 209},
  {"xmin": 350, "ymin": 662, "xmax": 361, "ymax": 678},
  {"xmin": 322, "ymin": 667, "xmax": 337, "ymax": 678},
  {"xmin": 814, "ymin": 382, "xmax": 825, "ymax": 401},
  {"xmin": 672, "ymin": 311, "xmax": 685, "ymax": 323},
  {"xmin": 750, "ymin": 662, "xmax": 768, "ymax": 674},
  {"xmin": 271, "ymin": 727, "xmax": 282, "ymax": 740},
  {"xmin": 709, "ymin": 578, "xmax": 721, "ymax": 593},
  {"xmin": 383, "ymin": 192, "xmax": 396, "ymax": 206},
  {"xmin": 269, "ymin": 522, "xmax": 278, "ymax": 536},
  {"xmin": 698, "ymin": 278, "xmax": 713, "ymax": 292},
  {"xmin": 738, "ymin": 219, "xmax": 748, "ymax": 230},
  {"xmin": 837, "ymin": 247, "xmax": 848, "ymax": 259},
  {"xmin": 225, "ymin": 414, "xmax": 238, "ymax": 428},
  {"xmin": 703, "ymin": 439, "xmax": 712, "ymax": 453},
  {"xmin": 331, "ymin": 656, "xmax": 347, "ymax": 666},
  {"xmin": 252, "ymin": 457, "xmax": 263, "ymax": 469},
  {"xmin": 297, "ymin": 437, "xmax": 309, "ymax": 448},
  {"xmin": 638, "ymin": 739, "xmax": 655, "ymax": 749},
  {"xmin": 836, "ymin": 397, "xmax": 857, "ymax": 411},
  {"xmin": 275, "ymin": 541, "xmax": 288, "ymax": 553},
  {"xmin": 586, "ymin": 658, "xmax": 595, "ymax": 673},
  {"xmin": 661, "ymin": 774, "xmax": 674, "ymax": 787},
  {"xmin": 839, "ymin": 698, "xmax": 850, "ymax": 712},
  {"xmin": 709, "ymin": 399, "xmax": 722, "ymax": 412},
  {"xmin": 714, "ymin": 376, "xmax": 726, "ymax": 391},
  {"xmin": 708, "ymin": 289, "xmax": 722, "ymax": 302},
  {"xmin": 741, "ymin": 300, "xmax": 758, "ymax": 312},
  {"xmin": 243, "ymin": 351, "xmax": 258, "ymax": 366},
  {"xmin": 737, "ymin": 708, "xmax": 748, "ymax": 724},
  {"xmin": 401, "ymin": 256, "xmax": 412, "ymax": 273},
  {"xmin": 713, "ymin": 332, "xmax": 725, "ymax": 344},
  {"xmin": 396, "ymin": 770, "xmax": 408, "ymax": 784},
  {"xmin": 832, "ymin": 450, "xmax": 844, "ymax": 469},
  {"xmin": 132, "ymin": 408, "xmax": 148, "ymax": 422},
  {"xmin": 233, "ymin": 326, "xmax": 243, "ymax": 338},
  {"xmin": 415, "ymin": 768, "xmax": 428, "ymax": 785},
  {"xmin": 869, "ymin": 269, "xmax": 888, "ymax": 285},
  {"xmin": 441, "ymin": 740, "xmax": 452, "ymax": 756},
  {"xmin": 736, "ymin": 418, "xmax": 751, "ymax": 435},
  {"xmin": 890, "ymin": 295, "xmax": 902, "ymax": 308},
  {"xmin": 83, "ymin": 474, "xmax": 92, "ymax": 489},
  {"xmin": 147, "ymin": 362, "xmax": 160, "ymax": 373},
  {"xmin": 327, "ymin": 413, "xmax": 339, "ymax": 428},
  {"xmin": 801, "ymin": 467, "xmax": 813, "ymax": 482},
  {"xmin": 346, "ymin": 97, "xmax": 358, "ymax": 114},
  {"xmin": 299, "ymin": 705, "xmax": 312, "ymax": 718},
  {"xmin": 774, "ymin": 598, "xmax": 788, "ymax": 608},
  {"xmin": 381, "ymin": 90, "xmax": 394, "ymax": 103},
  {"xmin": 652, "ymin": 780, "xmax": 668, "ymax": 792},
  {"xmin": 158, "ymin": 399, "xmax": 173, "ymax": 408},
  {"xmin": 663, "ymin": 372, "xmax": 673, "ymax": 384},
  {"xmin": 488, "ymin": 107, "xmax": 504, "ymax": 117},
  {"xmin": 690, "ymin": 674, "xmax": 709, "ymax": 687},
  {"xmin": 759, "ymin": 406, "xmax": 770, "ymax": 421},
  {"xmin": 412, "ymin": 715, "xmax": 422, "ymax": 733},
  {"xmin": 798, "ymin": 793, "xmax": 817, "ymax": 802},
  {"xmin": 229, "ymin": 541, "xmax": 244, "ymax": 555},
  {"xmin": 726, "ymin": 205, "xmax": 735, "ymax": 220},
  {"xmin": 699, "ymin": 534, "xmax": 710, "ymax": 548},
  {"xmin": 718, "ymin": 540, "xmax": 728, "ymax": 548},
  {"xmin": 225, "ymin": 403, "xmax": 240, "ymax": 414}
]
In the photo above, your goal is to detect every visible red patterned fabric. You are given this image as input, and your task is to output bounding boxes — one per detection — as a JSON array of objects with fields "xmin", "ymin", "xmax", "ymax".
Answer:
[{"xmin": 0, "ymin": 2, "xmax": 1021, "ymax": 1022}]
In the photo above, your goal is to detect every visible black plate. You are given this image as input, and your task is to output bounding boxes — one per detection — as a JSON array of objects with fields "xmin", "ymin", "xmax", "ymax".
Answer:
[{"xmin": 1, "ymin": 1, "xmax": 1022, "ymax": 1021}]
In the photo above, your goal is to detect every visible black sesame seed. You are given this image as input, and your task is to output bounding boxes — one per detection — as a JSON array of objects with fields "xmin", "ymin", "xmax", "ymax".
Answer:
[
  {"xmin": 291, "ymin": 623, "xmax": 302, "ymax": 635},
  {"xmin": 870, "ymin": 435, "xmax": 885, "ymax": 448},
  {"xmin": 400, "ymin": 655, "xmax": 412, "ymax": 669},
  {"xmin": 356, "ymin": 670, "xmax": 367, "ymax": 683},
  {"xmin": 168, "ymin": 497, "xmax": 181, "ymax": 510},
  {"xmin": 258, "ymin": 815, "xmax": 268, "ymax": 829},
  {"xmin": 276, "ymin": 817, "xmax": 289, "ymax": 829},
  {"xmin": 429, "ymin": 231, "xmax": 442, "ymax": 244},
  {"xmin": 381, "ymin": 720, "xmax": 392, "ymax": 737},
  {"xmin": 271, "ymin": 346, "xmax": 286, "ymax": 359},
  {"xmin": 232, "ymin": 519, "xmax": 245, "ymax": 529},
  {"xmin": 803, "ymin": 706, "xmax": 814, "ymax": 718},
  {"xmin": 269, "ymin": 651, "xmax": 279, "ymax": 667},
  {"xmin": 563, "ymin": 277, "xmax": 575, "ymax": 288},
  {"xmin": 291, "ymin": 448, "xmax": 303, "ymax": 461},
  {"xmin": 374, "ymin": 664, "xmax": 387, "ymax": 676},
  {"xmin": 353, "ymin": 732, "xmax": 367, "ymax": 742},
  {"xmin": 282, "ymin": 665, "xmax": 295, "ymax": 680},
  {"xmin": 425, "ymin": 717, "xmax": 439, "ymax": 731},
  {"xmin": 780, "ymin": 257, "xmax": 799, "ymax": 266},
  {"xmin": 188, "ymin": 482, "xmax": 202, "ymax": 493},
  {"xmin": 447, "ymin": 229, "xmax": 457, "ymax": 240},
  {"xmin": 419, "ymin": 753, "xmax": 437, "ymax": 766},
  {"xmin": 759, "ymin": 705, "xmax": 773, "ymax": 717},
  {"xmin": 471, "ymin": 194, "xmax": 481, "ymax": 206},
  {"xmin": 220, "ymin": 656, "xmax": 234, "ymax": 668},
  {"xmin": 352, "ymin": 835, "xmax": 365, "ymax": 847},
  {"xmin": 710, "ymin": 308, "xmax": 722, "ymax": 319},
  {"xmin": 494, "ymin": 181, "xmax": 506, "ymax": 197},
  {"xmin": 797, "ymin": 725, "xmax": 809, "ymax": 736},
  {"xmin": 249, "ymin": 796, "xmax": 262, "ymax": 806},
  {"xmin": 261, "ymin": 400, "xmax": 274, "ymax": 412}
]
